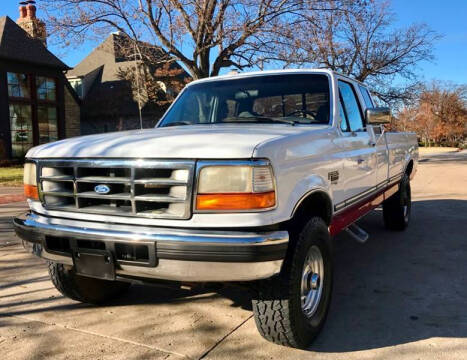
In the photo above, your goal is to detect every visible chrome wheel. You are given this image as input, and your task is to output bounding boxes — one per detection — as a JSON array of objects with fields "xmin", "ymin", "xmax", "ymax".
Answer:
[{"xmin": 301, "ymin": 245, "xmax": 324, "ymax": 319}]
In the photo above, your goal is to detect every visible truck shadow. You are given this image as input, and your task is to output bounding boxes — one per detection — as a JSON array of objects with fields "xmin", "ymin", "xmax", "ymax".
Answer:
[
  {"xmin": 309, "ymin": 198, "xmax": 467, "ymax": 352},
  {"xmin": 109, "ymin": 198, "xmax": 467, "ymax": 353}
]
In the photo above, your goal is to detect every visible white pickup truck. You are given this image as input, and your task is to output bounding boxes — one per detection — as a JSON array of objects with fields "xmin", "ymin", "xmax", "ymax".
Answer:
[{"xmin": 15, "ymin": 69, "xmax": 418, "ymax": 349}]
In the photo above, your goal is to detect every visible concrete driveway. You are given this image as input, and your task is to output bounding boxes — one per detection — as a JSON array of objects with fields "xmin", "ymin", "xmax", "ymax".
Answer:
[{"xmin": 0, "ymin": 150, "xmax": 466, "ymax": 359}]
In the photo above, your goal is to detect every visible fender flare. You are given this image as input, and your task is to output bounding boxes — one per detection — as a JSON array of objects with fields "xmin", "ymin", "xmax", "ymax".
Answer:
[{"xmin": 289, "ymin": 176, "xmax": 333, "ymax": 225}]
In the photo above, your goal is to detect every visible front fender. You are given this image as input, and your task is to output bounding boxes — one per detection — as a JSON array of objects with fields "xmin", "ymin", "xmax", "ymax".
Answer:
[{"xmin": 285, "ymin": 174, "xmax": 331, "ymax": 218}]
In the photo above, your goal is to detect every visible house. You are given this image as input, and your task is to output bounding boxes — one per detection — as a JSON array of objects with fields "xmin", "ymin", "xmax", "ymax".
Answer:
[
  {"xmin": 67, "ymin": 33, "xmax": 189, "ymax": 134},
  {"xmin": 0, "ymin": 1, "xmax": 80, "ymax": 160}
]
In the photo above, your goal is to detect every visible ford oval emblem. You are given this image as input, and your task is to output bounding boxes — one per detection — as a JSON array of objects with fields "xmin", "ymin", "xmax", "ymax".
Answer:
[{"xmin": 94, "ymin": 184, "xmax": 111, "ymax": 194}]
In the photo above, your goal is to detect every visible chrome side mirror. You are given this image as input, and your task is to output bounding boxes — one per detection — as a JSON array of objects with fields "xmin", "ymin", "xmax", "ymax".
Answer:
[{"xmin": 365, "ymin": 107, "xmax": 391, "ymax": 125}]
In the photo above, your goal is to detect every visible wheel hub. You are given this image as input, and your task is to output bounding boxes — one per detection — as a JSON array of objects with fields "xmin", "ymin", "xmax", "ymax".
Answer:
[
  {"xmin": 310, "ymin": 273, "xmax": 320, "ymax": 290},
  {"xmin": 301, "ymin": 245, "xmax": 324, "ymax": 319}
]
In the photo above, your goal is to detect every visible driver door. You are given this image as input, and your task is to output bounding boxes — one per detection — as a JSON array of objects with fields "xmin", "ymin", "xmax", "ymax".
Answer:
[{"xmin": 335, "ymin": 80, "xmax": 377, "ymax": 207}]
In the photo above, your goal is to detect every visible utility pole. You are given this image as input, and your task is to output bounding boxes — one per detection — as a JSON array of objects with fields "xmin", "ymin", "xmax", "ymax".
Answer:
[{"xmin": 134, "ymin": 41, "xmax": 143, "ymax": 129}]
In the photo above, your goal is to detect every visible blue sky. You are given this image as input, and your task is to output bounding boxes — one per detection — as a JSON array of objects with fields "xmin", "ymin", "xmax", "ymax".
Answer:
[{"xmin": 2, "ymin": 0, "xmax": 466, "ymax": 84}]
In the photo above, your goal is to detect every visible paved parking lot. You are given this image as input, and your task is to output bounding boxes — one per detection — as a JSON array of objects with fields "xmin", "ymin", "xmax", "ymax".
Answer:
[{"xmin": 0, "ymin": 150, "xmax": 466, "ymax": 359}]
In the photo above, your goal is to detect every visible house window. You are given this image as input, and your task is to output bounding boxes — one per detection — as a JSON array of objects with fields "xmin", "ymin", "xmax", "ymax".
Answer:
[
  {"xmin": 38, "ymin": 106, "xmax": 58, "ymax": 144},
  {"xmin": 7, "ymin": 73, "xmax": 30, "ymax": 98},
  {"xmin": 69, "ymin": 78, "xmax": 83, "ymax": 98},
  {"xmin": 36, "ymin": 77, "xmax": 58, "ymax": 144},
  {"xmin": 9, "ymin": 104, "xmax": 33, "ymax": 158},
  {"xmin": 6, "ymin": 72, "xmax": 61, "ymax": 157},
  {"xmin": 37, "ymin": 77, "xmax": 56, "ymax": 101}
]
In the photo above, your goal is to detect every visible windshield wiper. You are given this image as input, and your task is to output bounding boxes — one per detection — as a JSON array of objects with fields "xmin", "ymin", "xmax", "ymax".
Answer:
[
  {"xmin": 222, "ymin": 116, "xmax": 297, "ymax": 125},
  {"xmin": 162, "ymin": 121, "xmax": 193, "ymax": 127}
]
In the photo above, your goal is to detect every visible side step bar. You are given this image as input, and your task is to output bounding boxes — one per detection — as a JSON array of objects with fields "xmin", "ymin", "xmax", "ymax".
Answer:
[{"xmin": 345, "ymin": 223, "xmax": 369, "ymax": 243}]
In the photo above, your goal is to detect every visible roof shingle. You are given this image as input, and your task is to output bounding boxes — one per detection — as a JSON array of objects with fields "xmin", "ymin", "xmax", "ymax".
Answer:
[{"xmin": 0, "ymin": 16, "xmax": 69, "ymax": 70}]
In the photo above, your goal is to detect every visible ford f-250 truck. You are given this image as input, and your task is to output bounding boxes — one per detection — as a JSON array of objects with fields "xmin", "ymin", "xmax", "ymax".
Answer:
[{"xmin": 14, "ymin": 69, "xmax": 418, "ymax": 349}]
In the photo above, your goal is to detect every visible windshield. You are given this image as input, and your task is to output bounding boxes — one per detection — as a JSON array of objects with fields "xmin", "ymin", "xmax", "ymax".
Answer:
[{"xmin": 158, "ymin": 74, "xmax": 330, "ymax": 127}]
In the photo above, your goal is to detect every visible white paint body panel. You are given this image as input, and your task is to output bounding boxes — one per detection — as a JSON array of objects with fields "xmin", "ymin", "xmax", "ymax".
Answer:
[
  {"xmin": 26, "ymin": 125, "xmax": 313, "ymax": 159},
  {"xmin": 26, "ymin": 69, "xmax": 418, "ymax": 228}
]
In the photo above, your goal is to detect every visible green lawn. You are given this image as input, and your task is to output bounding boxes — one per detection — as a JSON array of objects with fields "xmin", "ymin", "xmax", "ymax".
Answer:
[{"xmin": 0, "ymin": 166, "xmax": 23, "ymax": 186}]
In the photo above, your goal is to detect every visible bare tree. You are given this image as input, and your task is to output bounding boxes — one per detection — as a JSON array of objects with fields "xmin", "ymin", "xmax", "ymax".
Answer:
[
  {"xmin": 42, "ymin": 0, "xmax": 316, "ymax": 79},
  {"xmin": 282, "ymin": 0, "xmax": 440, "ymax": 106}
]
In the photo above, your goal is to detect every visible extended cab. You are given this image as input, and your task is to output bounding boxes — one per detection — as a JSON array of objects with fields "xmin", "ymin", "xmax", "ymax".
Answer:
[{"xmin": 14, "ymin": 69, "xmax": 418, "ymax": 349}]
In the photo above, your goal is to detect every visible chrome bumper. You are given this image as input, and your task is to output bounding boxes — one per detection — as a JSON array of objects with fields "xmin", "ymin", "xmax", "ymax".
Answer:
[{"xmin": 14, "ymin": 212, "xmax": 288, "ymax": 282}]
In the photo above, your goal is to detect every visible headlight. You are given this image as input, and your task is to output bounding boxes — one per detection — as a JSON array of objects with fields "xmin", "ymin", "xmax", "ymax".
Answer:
[
  {"xmin": 24, "ymin": 162, "xmax": 38, "ymax": 200},
  {"xmin": 196, "ymin": 163, "xmax": 275, "ymax": 211}
]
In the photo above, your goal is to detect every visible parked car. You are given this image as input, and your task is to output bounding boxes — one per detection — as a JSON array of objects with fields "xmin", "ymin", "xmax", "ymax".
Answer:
[{"xmin": 14, "ymin": 69, "xmax": 418, "ymax": 349}]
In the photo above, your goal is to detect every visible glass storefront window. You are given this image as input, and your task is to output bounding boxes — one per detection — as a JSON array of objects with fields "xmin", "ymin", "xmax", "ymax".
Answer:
[
  {"xmin": 7, "ymin": 73, "xmax": 30, "ymax": 98},
  {"xmin": 38, "ymin": 106, "xmax": 58, "ymax": 144},
  {"xmin": 37, "ymin": 77, "xmax": 56, "ymax": 101},
  {"xmin": 9, "ymin": 104, "xmax": 33, "ymax": 158}
]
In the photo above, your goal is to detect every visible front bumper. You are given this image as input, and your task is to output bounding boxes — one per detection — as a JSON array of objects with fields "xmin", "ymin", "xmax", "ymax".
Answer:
[{"xmin": 13, "ymin": 212, "xmax": 288, "ymax": 282}]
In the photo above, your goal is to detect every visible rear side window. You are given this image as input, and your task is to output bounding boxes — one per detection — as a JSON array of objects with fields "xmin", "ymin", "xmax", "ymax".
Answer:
[
  {"xmin": 338, "ymin": 81, "xmax": 365, "ymax": 132},
  {"xmin": 359, "ymin": 85, "xmax": 374, "ymax": 109}
]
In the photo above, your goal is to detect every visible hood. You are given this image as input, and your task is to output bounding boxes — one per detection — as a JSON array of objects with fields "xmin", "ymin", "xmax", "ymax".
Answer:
[{"xmin": 26, "ymin": 124, "xmax": 319, "ymax": 159}]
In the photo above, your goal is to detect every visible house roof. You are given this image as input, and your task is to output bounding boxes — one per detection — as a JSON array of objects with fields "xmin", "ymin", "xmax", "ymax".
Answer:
[
  {"xmin": 67, "ymin": 32, "xmax": 166, "ymax": 81},
  {"xmin": 0, "ymin": 16, "xmax": 69, "ymax": 70},
  {"xmin": 67, "ymin": 33, "xmax": 188, "ymax": 119}
]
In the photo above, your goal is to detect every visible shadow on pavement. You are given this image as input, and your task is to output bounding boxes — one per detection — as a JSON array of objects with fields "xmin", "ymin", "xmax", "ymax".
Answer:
[
  {"xmin": 419, "ymin": 152, "xmax": 467, "ymax": 164},
  {"xmin": 311, "ymin": 198, "xmax": 467, "ymax": 352}
]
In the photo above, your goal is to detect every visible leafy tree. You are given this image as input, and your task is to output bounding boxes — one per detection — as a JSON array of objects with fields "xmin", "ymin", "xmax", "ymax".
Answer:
[{"xmin": 396, "ymin": 83, "xmax": 467, "ymax": 147}]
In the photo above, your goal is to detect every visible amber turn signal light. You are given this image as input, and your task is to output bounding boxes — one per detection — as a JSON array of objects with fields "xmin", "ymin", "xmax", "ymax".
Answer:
[
  {"xmin": 24, "ymin": 185, "xmax": 39, "ymax": 200},
  {"xmin": 196, "ymin": 191, "xmax": 275, "ymax": 211}
]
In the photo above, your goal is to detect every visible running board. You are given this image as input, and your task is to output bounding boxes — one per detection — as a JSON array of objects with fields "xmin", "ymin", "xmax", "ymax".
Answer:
[{"xmin": 345, "ymin": 223, "xmax": 369, "ymax": 243}]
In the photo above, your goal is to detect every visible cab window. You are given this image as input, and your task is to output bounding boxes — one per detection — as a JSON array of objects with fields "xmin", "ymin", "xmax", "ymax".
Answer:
[
  {"xmin": 338, "ymin": 81, "xmax": 365, "ymax": 132},
  {"xmin": 359, "ymin": 85, "xmax": 374, "ymax": 109}
]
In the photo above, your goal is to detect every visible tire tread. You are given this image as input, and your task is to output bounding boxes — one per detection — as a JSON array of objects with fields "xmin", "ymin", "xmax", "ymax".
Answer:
[{"xmin": 252, "ymin": 217, "xmax": 332, "ymax": 349}]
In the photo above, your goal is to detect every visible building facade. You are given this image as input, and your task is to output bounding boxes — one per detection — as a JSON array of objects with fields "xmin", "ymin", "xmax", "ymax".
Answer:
[
  {"xmin": 66, "ymin": 33, "xmax": 188, "ymax": 134},
  {"xmin": 0, "ymin": 2, "xmax": 80, "ymax": 161}
]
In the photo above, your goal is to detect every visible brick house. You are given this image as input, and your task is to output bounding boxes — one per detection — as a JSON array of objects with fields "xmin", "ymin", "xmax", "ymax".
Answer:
[
  {"xmin": 66, "ymin": 32, "xmax": 188, "ymax": 134},
  {"xmin": 0, "ymin": 2, "xmax": 80, "ymax": 161}
]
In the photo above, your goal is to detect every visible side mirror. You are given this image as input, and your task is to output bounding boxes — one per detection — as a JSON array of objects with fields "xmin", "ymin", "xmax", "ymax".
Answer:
[{"xmin": 365, "ymin": 107, "xmax": 391, "ymax": 125}]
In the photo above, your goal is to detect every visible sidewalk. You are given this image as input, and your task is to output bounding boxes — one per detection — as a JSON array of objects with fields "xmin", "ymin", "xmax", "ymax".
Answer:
[
  {"xmin": 0, "ymin": 186, "xmax": 27, "ymax": 247},
  {"xmin": 0, "ymin": 186, "xmax": 25, "ymax": 204}
]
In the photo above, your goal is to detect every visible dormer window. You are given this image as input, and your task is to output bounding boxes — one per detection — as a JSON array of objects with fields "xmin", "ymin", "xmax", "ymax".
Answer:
[{"xmin": 69, "ymin": 78, "xmax": 84, "ymax": 99}]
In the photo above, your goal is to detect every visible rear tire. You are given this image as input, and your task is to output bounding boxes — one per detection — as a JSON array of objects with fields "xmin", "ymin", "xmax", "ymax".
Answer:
[
  {"xmin": 252, "ymin": 217, "xmax": 333, "ymax": 349},
  {"xmin": 383, "ymin": 173, "xmax": 411, "ymax": 231},
  {"xmin": 48, "ymin": 262, "xmax": 130, "ymax": 304}
]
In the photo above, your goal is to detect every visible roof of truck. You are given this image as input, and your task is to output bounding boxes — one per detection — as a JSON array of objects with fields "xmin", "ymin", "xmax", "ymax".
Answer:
[{"xmin": 188, "ymin": 68, "xmax": 366, "ymax": 87}]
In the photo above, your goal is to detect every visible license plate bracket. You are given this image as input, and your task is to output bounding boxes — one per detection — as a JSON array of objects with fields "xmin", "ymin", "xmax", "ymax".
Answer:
[{"xmin": 73, "ymin": 250, "xmax": 116, "ymax": 281}]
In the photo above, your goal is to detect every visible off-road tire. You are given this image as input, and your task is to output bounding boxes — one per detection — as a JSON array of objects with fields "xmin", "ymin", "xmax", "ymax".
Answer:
[
  {"xmin": 383, "ymin": 173, "xmax": 411, "ymax": 231},
  {"xmin": 48, "ymin": 262, "xmax": 130, "ymax": 304},
  {"xmin": 252, "ymin": 217, "xmax": 333, "ymax": 349}
]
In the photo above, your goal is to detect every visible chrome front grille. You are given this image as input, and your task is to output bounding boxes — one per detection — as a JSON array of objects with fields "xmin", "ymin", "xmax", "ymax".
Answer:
[{"xmin": 37, "ymin": 159, "xmax": 195, "ymax": 219}]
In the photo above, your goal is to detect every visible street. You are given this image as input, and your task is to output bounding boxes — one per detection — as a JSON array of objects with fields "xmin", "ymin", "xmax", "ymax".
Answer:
[{"xmin": 0, "ymin": 149, "xmax": 466, "ymax": 360}]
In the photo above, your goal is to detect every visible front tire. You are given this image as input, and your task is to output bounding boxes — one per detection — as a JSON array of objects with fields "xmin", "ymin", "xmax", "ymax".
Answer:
[
  {"xmin": 252, "ymin": 217, "xmax": 333, "ymax": 349},
  {"xmin": 48, "ymin": 262, "xmax": 130, "ymax": 304},
  {"xmin": 383, "ymin": 173, "xmax": 411, "ymax": 231}
]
